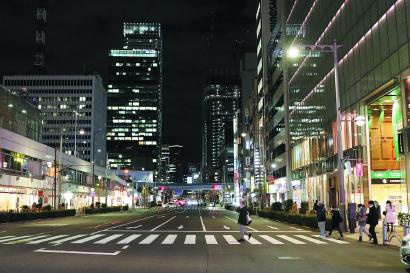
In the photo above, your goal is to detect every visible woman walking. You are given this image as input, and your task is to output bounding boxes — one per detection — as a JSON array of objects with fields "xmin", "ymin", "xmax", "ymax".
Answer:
[
  {"xmin": 357, "ymin": 204, "xmax": 371, "ymax": 242},
  {"xmin": 328, "ymin": 206, "xmax": 343, "ymax": 240},
  {"xmin": 316, "ymin": 202, "xmax": 327, "ymax": 238},
  {"xmin": 384, "ymin": 200, "xmax": 396, "ymax": 232},
  {"xmin": 237, "ymin": 200, "xmax": 252, "ymax": 242}
]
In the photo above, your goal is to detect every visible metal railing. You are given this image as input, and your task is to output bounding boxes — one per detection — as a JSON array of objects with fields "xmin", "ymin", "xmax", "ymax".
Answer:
[{"xmin": 382, "ymin": 221, "xmax": 407, "ymax": 245}]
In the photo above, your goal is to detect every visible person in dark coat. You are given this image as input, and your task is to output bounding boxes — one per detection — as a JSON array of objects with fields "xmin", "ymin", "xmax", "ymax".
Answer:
[
  {"xmin": 367, "ymin": 200, "xmax": 379, "ymax": 245},
  {"xmin": 316, "ymin": 202, "xmax": 327, "ymax": 238},
  {"xmin": 313, "ymin": 200, "xmax": 319, "ymax": 212},
  {"xmin": 237, "ymin": 200, "xmax": 252, "ymax": 242},
  {"xmin": 328, "ymin": 206, "xmax": 343, "ymax": 239}
]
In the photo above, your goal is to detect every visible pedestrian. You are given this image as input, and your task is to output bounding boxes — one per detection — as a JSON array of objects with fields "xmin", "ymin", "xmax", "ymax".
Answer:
[
  {"xmin": 316, "ymin": 202, "xmax": 327, "ymax": 238},
  {"xmin": 313, "ymin": 200, "xmax": 319, "ymax": 212},
  {"xmin": 291, "ymin": 202, "xmax": 298, "ymax": 215},
  {"xmin": 367, "ymin": 200, "xmax": 379, "ymax": 245},
  {"xmin": 237, "ymin": 200, "xmax": 252, "ymax": 242},
  {"xmin": 328, "ymin": 206, "xmax": 343, "ymax": 240},
  {"xmin": 356, "ymin": 204, "xmax": 371, "ymax": 242},
  {"xmin": 384, "ymin": 200, "xmax": 396, "ymax": 232}
]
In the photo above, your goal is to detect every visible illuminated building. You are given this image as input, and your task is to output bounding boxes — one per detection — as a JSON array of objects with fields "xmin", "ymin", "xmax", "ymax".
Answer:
[{"xmin": 107, "ymin": 23, "xmax": 162, "ymax": 177}]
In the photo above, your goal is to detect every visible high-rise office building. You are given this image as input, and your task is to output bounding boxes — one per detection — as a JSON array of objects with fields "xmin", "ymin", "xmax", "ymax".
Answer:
[
  {"xmin": 3, "ymin": 75, "xmax": 107, "ymax": 166},
  {"xmin": 159, "ymin": 144, "xmax": 170, "ymax": 182},
  {"xmin": 169, "ymin": 145, "xmax": 183, "ymax": 183},
  {"xmin": 201, "ymin": 70, "xmax": 240, "ymax": 183},
  {"xmin": 107, "ymin": 23, "xmax": 162, "ymax": 177}
]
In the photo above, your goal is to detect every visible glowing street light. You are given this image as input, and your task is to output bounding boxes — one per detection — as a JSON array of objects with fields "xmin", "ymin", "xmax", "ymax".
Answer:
[{"xmin": 287, "ymin": 46, "xmax": 300, "ymax": 58}]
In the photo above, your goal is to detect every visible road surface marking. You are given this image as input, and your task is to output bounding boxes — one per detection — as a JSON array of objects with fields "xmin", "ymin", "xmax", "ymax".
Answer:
[
  {"xmin": 117, "ymin": 234, "xmax": 141, "ymax": 244},
  {"xmin": 71, "ymin": 234, "xmax": 105, "ymax": 244},
  {"xmin": 94, "ymin": 234, "xmax": 124, "ymax": 244},
  {"xmin": 277, "ymin": 256, "xmax": 300, "ymax": 260},
  {"xmin": 245, "ymin": 236, "xmax": 262, "ymax": 245},
  {"xmin": 313, "ymin": 235, "xmax": 349, "ymax": 244},
  {"xmin": 162, "ymin": 234, "xmax": 177, "ymax": 244},
  {"xmin": 186, "ymin": 216, "xmax": 189, "ymax": 218},
  {"xmin": 121, "ymin": 245, "xmax": 129, "ymax": 249},
  {"xmin": 223, "ymin": 225, "xmax": 231, "ymax": 230},
  {"xmin": 178, "ymin": 225, "xmax": 184, "ymax": 230},
  {"xmin": 139, "ymin": 234, "xmax": 159, "ymax": 244},
  {"xmin": 198, "ymin": 209, "xmax": 207, "ymax": 231},
  {"xmin": 34, "ymin": 248, "xmax": 121, "ymax": 256},
  {"xmin": 295, "ymin": 235, "xmax": 328, "ymax": 244},
  {"xmin": 0, "ymin": 235, "xmax": 34, "ymax": 243},
  {"xmin": 28, "ymin": 235, "xmax": 68, "ymax": 244},
  {"xmin": 223, "ymin": 235, "xmax": 240, "ymax": 244},
  {"xmin": 126, "ymin": 225, "xmax": 143, "ymax": 230},
  {"xmin": 267, "ymin": 226, "xmax": 278, "ymax": 230},
  {"xmin": 0, "ymin": 236, "xmax": 14, "ymax": 240},
  {"xmin": 290, "ymin": 227, "xmax": 304, "ymax": 231},
  {"xmin": 92, "ymin": 214, "xmax": 162, "ymax": 234},
  {"xmin": 276, "ymin": 235, "xmax": 306, "ymax": 244},
  {"xmin": 150, "ymin": 216, "xmax": 176, "ymax": 231},
  {"xmin": 104, "ymin": 229, "xmax": 310, "ymax": 233},
  {"xmin": 50, "ymin": 234, "xmax": 87, "ymax": 244},
  {"xmin": 184, "ymin": 235, "xmax": 196, "ymax": 244},
  {"xmin": 5, "ymin": 235, "xmax": 49, "ymax": 244},
  {"xmin": 224, "ymin": 216, "xmax": 258, "ymax": 231},
  {"xmin": 259, "ymin": 235, "xmax": 284, "ymax": 244},
  {"xmin": 157, "ymin": 216, "xmax": 165, "ymax": 218},
  {"xmin": 205, "ymin": 235, "xmax": 218, "ymax": 244},
  {"xmin": 212, "ymin": 216, "xmax": 216, "ymax": 219}
]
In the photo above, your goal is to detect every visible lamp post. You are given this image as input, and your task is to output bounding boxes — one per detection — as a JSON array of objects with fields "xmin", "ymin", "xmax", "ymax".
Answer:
[
  {"xmin": 288, "ymin": 40, "xmax": 346, "ymax": 226},
  {"xmin": 92, "ymin": 128, "xmax": 103, "ymax": 205}
]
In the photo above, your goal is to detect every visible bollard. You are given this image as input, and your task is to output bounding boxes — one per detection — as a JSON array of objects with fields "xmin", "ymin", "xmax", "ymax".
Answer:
[
  {"xmin": 382, "ymin": 222, "xmax": 388, "ymax": 245},
  {"xmin": 404, "ymin": 222, "xmax": 410, "ymax": 237}
]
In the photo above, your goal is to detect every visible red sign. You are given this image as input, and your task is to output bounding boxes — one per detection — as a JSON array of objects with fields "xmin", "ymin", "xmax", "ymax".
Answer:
[{"xmin": 38, "ymin": 190, "xmax": 44, "ymax": 197}]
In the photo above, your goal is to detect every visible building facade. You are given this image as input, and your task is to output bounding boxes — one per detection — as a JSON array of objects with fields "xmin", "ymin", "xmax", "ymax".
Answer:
[
  {"xmin": 169, "ymin": 145, "xmax": 184, "ymax": 183},
  {"xmin": 107, "ymin": 23, "xmax": 162, "ymax": 178},
  {"xmin": 285, "ymin": 0, "xmax": 410, "ymax": 213},
  {"xmin": 3, "ymin": 75, "xmax": 107, "ymax": 167}
]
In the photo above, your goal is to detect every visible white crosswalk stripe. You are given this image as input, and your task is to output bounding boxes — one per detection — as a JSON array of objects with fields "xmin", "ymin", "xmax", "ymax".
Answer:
[
  {"xmin": 184, "ymin": 235, "xmax": 196, "ymax": 244},
  {"xmin": 117, "ymin": 234, "xmax": 141, "ymax": 244},
  {"xmin": 245, "ymin": 236, "xmax": 262, "ymax": 245},
  {"xmin": 28, "ymin": 235, "xmax": 68, "ymax": 244},
  {"xmin": 139, "ymin": 234, "xmax": 159, "ymax": 244},
  {"xmin": 276, "ymin": 235, "xmax": 306, "ymax": 244},
  {"xmin": 5, "ymin": 235, "xmax": 49, "ymax": 244},
  {"xmin": 295, "ymin": 235, "xmax": 328, "ymax": 244},
  {"xmin": 205, "ymin": 235, "xmax": 218, "ymax": 244},
  {"xmin": 71, "ymin": 234, "xmax": 105, "ymax": 244},
  {"xmin": 223, "ymin": 235, "xmax": 240, "ymax": 245},
  {"xmin": 162, "ymin": 234, "xmax": 177, "ymax": 244},
  {"xmin": 94, "ymin": 234, "xmax": 124, "ymax": 244},
  {"xmin": 0, "ymin": 236, "xmax": 14, "ymax": 240},
  {"xmin": 313, "ymin": 235, "xmax": 349, "ymax": 244},
  {"xmin": 50, "ymin": 234, "xmax": 88, "ymax": 244},
  {"xmin": 0, "ymin": 235, "xmax": 31, "ymax": 243},
  {"xmin": 259, "ymin": 235, "xmax": 284, "ymax": 245}
]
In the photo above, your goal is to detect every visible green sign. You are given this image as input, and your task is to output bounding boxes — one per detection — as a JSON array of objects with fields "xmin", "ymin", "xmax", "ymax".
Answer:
[{"xmin": 370, "ymin": 170, "xmax": 404, "ymax": 179}]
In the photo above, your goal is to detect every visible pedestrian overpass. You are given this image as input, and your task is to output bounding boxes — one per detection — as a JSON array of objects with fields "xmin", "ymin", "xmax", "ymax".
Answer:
[{"xmin": 134, "ymin": 182, "xmax": 234, "ymax": 191}]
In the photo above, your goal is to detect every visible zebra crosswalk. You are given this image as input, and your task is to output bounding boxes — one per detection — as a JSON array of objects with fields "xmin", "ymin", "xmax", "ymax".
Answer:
[{"xmin": 0, "ymin": 233, "xmax": 350, "ymax": 247}]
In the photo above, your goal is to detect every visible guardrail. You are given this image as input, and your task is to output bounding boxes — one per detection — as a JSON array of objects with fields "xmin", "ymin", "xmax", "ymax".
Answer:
[{"xmin": 382, "ymin": 221, "xmax": 406, "ymax": 245}]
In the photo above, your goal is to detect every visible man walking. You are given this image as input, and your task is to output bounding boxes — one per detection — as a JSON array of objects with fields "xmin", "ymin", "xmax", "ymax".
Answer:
[
  {"xmin": 237, "ymin": 200, "xmax": 252, "ymax": 242},
  {"xmin": 317, "ymin": 202, "xmax": 327, "ymax": 238},
  {"xmin": 367, "ymin": 200, "xmax": 379, "ymax": 245},
  {"xmin": 328, "ymin": 206, "xmax": 343, "ymax": 240}
]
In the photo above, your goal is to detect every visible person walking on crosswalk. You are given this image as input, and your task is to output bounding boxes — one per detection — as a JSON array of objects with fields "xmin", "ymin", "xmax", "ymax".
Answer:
[
  {"xmin": 316, "ymin": 202, "xmax": 327, "ymax": 238},
  {"xmin": 328, "ymin": 206, "xmax": 343, "ymax": 240},
  {"xmin": 237, "ymin": 200, "xmax": 252, "ymax": 243}
]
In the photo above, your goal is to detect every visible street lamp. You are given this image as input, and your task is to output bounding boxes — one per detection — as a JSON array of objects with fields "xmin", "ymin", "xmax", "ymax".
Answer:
[{"xmin": 288, "ymin": 39, "xmax": 346, "ymax": 226}]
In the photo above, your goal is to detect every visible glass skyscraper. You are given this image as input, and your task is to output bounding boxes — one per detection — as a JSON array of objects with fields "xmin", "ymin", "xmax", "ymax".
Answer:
[{"xmin": 107, "ymin": 23, "xmax": 162, "ymax": 176}]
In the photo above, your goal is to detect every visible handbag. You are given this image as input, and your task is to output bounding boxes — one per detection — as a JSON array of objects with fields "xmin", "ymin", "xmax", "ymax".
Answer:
[{"xmin": 246, "ymin": 213, "xmax": 252, "ymax": 226}]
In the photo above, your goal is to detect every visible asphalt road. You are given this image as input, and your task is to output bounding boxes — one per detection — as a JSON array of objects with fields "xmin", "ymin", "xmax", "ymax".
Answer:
[{"xmin": 0, "ymin": 206, "xmax": 404, "ymax": 273}]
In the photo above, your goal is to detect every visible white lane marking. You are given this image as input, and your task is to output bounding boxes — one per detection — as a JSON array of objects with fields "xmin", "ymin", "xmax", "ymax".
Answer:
[
  {"xmin": 295, "ymin": 235, "xmax": 328, "ymax": 244},
  {"xmin": 186, "ymin": 216, "xmax": 189, "ymax": 218},
  {"xmin": 277, "ymin": 256, "xmax": 300, "ymax": 260},
  {"xmin": 50, "ymin": 234, "xmax": 87, "ymax": 244},
  {"xmin": 199, "ymin": 209, "xmax": 207, "ymax": 231},
  {"xmin": 259, "ymin": 235, "xmax": 284, "ymax": 245},
  {"xmin": 71, "ymin": 234, "xmax": 105, "ymax": 244},
  {"xmin": 121, "ymin": 245, "xmax": 129, "ymax": 250},
  {"xmin": 28, "ymin": 235, "xmax": 68, "ymax": 244},
  {"xmin": 313, "ymin": 235, "xmax": 349, "ymax": 244},
  {"xmin": 212, "ymin": 216, "xmax": 216, "ymax": 219},
  {"xmin": 126, "ymin": 225, "xmax": 143, "ymax": 230},
  {"xmin": 223, "ymin": 225, "xmax": 231, "ymax": 230},
  {"xmin": 31, "ymin": 224, "xmax": 68, "ymax": 227},
  {"xmin": 205, "ymin": 235, "xmax": 218, "ymax": 245},
  {"xmin": 91, "ymin": 214, "xmax": 162, "ymax": 234},
  {"xmin": 290, "ymin": 227, "xmax": 304, "ymax": 231},
  {"xmin": 94, "ymin": 234, "xmax": 124, "ymax": 244},
  {"xmin": 245, "ymin": 236, "xmax": 262, "ymax": 245},
  {"xmin": 5, "ymin": 235, "xmax": 49, "ymax": 244},
  {"xmin": 139, "ymin": 234, "xmax": 159, "ymax": 244},
  {"xmin": 184, "ymin": 235, "xmax": 196, "ymax": 244},
  {"xmin": 276, "ymin": 235, "xmax": 306, "ymax": 245},
  {"xmin": 162, "ymin": 234, "xmax": 177, "ymax": 244},
  {"xmin": 0, "ymin": 236, "xmax": 14, "ymax": 240},
  {"xmin": 178, "ymin": 225, "xmax": 184, "ymax": 230},
  {"xmin": 224, "ymin": 216, "xmax": 258, "ymax": 231},
  {"xmin": 223, "ymin": 235, "xmax": 240, "ymax": 245},
  {"xmin": 267, "ymin": 225, "xmax": 278, "ymax": 230},
  {"xmin": 34, "ymin": 248, "xmax": 121, "ymax": 256},
  {"xmin": 0, "ymin": 235, "xmax": 31, "ymax": 243},
  {"xmin": 157, "ymin": 216, "xmax": 165, "ymax": 218},
  {"xmin": 150, "ymin": 216, "xmax": 176, "ymax": 231},
  {"xmin": 107, "ymin": 229, "xmax": 310, "ymax": 233},
  {"xmin": 117, "ymin": 234, "xmax": 141, "ymax": 244}
]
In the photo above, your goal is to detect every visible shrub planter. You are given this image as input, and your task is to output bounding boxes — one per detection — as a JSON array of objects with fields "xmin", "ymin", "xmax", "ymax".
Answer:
[
  {"xmin": 84, "ymin": 206, "xmax": 122, "ymax": 214},
  {"xmin": 0, "ymin": 209, "xmax": 76, "ymax": 223},
  {"xmin": 257, "ymin": 210, "xmax": 332, "ymax": 230}
]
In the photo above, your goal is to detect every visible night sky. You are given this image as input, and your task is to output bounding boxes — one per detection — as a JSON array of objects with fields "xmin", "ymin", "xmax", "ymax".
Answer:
[{"xmin": 0, "ymin": 0, "xmax": 256, "ymax": 163}]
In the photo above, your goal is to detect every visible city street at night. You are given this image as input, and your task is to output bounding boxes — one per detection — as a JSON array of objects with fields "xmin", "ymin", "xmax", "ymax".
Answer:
[{"xmin": 0, "ymin": 208, "xmax": 402, "ymax": 273}]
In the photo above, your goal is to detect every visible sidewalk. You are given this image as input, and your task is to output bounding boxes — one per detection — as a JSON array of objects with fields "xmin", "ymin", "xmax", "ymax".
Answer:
[{"xmin": 343, "ymin": 221, "xmax": 403, "ymax": 247}]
